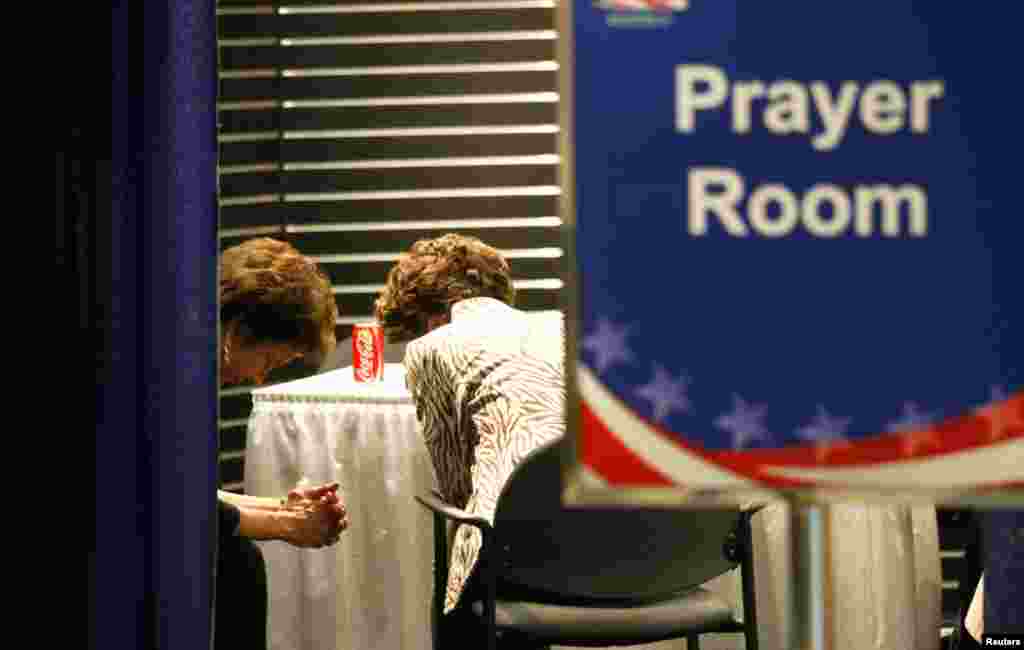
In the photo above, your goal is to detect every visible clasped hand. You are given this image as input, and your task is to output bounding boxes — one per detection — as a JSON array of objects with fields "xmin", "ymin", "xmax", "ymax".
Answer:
[{"xmin": 280, "ymin": 482, "xmax": 349, "ymax": 548}]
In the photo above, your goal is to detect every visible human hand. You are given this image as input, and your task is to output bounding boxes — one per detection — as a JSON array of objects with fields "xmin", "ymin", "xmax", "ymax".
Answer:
[
  {"xmin": 284, "ymin": 481, "xmax": 341, "ymax": 510},
  {"xmin": 279, "ymin": 482, "xmax": 349, "ymax": 548},
  {"xmin": 279, "ymin": 499, "xmax": 349, "ymax": 548}
]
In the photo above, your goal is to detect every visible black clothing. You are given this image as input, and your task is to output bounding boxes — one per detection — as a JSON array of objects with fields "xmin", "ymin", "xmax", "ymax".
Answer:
[{"xmin": 215, "ymin": 500, "xmax": 268, "ymax": 650}]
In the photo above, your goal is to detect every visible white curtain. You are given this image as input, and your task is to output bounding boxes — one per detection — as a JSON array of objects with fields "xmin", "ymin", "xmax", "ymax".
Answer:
[
  {"xmin": 596, "ymin": 502, "xmax": 942, "ymax": 650},
  {"xmin": 246, "ymin": 394, "xmax": 435, "ymax": 650}
]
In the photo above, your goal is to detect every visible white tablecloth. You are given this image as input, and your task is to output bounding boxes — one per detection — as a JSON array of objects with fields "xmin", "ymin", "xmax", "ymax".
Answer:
[{"xmin": 247, "ymin": 364, "xmax": 436, "ymax": 650}]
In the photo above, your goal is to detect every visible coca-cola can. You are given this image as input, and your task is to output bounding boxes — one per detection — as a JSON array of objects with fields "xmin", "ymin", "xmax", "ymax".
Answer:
[{"xmin": 352, "ymin": 322, "xmax": 385, "ymax": 382}]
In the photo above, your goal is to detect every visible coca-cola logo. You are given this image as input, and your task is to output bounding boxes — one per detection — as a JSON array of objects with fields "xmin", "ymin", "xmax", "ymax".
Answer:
[{"xmin": 355, "ymin": 330, "xmax": 375, "ymax": 380}]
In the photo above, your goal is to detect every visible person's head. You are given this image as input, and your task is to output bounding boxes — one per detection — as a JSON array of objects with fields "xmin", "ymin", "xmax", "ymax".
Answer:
[
  {"xmin": 374, "ymin": 233, "xmax": 515, "ymax": 343},
  {"xmin": 219, "ymin": 238, "xmax": 338, "ymax": 386}
]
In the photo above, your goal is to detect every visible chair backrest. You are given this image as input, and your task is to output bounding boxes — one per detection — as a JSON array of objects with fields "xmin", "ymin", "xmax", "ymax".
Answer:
[{"xmin": 492, "ymin": 437, "xmax": 740, "ymax": 604}]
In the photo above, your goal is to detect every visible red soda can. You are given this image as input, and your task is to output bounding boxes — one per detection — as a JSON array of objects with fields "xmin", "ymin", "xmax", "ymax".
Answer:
[{"xmin": 352, "ymin": 322, "xmax": 385, "ymax": 382}]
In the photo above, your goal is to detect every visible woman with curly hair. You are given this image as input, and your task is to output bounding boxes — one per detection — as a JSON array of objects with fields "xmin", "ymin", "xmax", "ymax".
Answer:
[
  {"xmin": 219, "ymin": 237, "xmax": 340, "ymax": 386},
  {"xmin": 216, "ymin": 237, "xmax": 348, "ymax": 650},
  {"xmin": 376, "ymin": 233, "xmax": 565, "ymax": 648},
  {"xmin": 374, "ymin": 233, "xmax": 517, "ymax": 343}
]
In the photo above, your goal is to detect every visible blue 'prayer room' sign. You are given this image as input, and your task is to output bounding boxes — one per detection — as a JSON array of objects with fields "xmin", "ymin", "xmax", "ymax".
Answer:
[{"xmin": 563, "ymin": 0, "xmax": 1023, "ymax": 501}]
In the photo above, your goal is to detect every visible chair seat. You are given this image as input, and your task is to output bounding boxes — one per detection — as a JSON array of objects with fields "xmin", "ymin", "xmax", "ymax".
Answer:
[{"xmin": 472, "ymin": 587, "xmax": 739, "ymax": 646}]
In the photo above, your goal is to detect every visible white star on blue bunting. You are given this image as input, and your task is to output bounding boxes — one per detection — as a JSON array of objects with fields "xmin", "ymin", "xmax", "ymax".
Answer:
[
  {"xmin": 885, "ymin": 401, "xmax": 943, "ymax": 455},
  {"xmin": 979, "ymin": 384, "xmax": 1012, "ymax": 442},
  {"xmin": 989, "ymin": 384, "xmax": 1008, "ymax": 404},
  {"xmin": 794, "ymin": 405, "xmax": 853, "ymax": 461},
  {"xmin": 714, "ymin": 394, "xmax": 770, "ymax": 449},
  {"xmin": 635, "ymin": 364, "xmax": 692, "ymax": 423},
  {"xmin": 796, "ymin": 405, "xmax": 851, "ymax": 445},
  {"xmin": 886, "ymin": 402, "xmax": 940, "ymax": 433},
  {"xmin": 577, "ymin": 318, "xmax": 1016, "ymax": 455},
  {"xmin": 582, "ymin": 318, "xmax": 634, "ymax": 374}
]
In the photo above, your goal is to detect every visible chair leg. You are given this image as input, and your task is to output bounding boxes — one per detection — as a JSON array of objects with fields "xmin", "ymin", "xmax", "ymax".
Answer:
[
  {"xmin": 480, "ymin": 529, "xmax": 498, "ymax": 650},
  {"xmin": 739, "ymin": 509, "xmax": 760, "ymax": 650},
  {"xmin": 686, "ymin": 633, "xmax": 701, "ymax": 650}
]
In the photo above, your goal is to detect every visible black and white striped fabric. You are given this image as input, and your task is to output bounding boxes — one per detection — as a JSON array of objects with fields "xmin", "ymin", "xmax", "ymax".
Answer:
[{"xmin": 404, "ymin": 297, "xmax": 565, "ymax": 612}]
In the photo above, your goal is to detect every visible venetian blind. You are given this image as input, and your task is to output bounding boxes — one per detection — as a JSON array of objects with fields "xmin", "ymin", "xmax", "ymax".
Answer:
[{"xmin": 215, "ymin": 0, "xmax": 562, "ymax": 490}]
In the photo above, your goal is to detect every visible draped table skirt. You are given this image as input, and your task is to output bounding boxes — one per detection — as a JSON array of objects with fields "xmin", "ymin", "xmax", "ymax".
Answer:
[{"xmin": 247, "ymin": 364, "xmax": 436, "ymax": 650}]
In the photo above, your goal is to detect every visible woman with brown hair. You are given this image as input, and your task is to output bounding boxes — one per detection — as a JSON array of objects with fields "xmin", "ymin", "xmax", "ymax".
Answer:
[
  {"xmin": 215, "ymin": 237, "xmax": 349, "ymax": 650},
  {"xmin": 376, "ymin": 233, "xmax": 565, "ymax": 648}
]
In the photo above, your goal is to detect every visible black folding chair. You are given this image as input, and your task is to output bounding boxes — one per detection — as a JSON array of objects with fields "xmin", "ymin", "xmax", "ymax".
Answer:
[{"xmin": 417, "ymin": 438, "xmax": 760, "ymax": 650}]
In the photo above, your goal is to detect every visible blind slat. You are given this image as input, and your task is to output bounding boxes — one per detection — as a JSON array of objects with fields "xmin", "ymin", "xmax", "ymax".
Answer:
[
  {"xmin": 218, "ymin": 9, "xmax": 553, "ymax": 39},
  {"xmin": 220, "ymin": 165, "xmax": 557, "ymax": 196},
  {"xmin": 219, "ymin": 132, "xmax": 557, "ymax": 165},
  {"xmin": 220, "ymin": 38, "xmax": 554, "ymax": 68},
  {"xmin": 331, "ymin": 286, "xmax": 560, "ymax": 321},
  {"xmin": 318, "ymin": 255, "xmax": 561, "ymax": 286},
  {"xmin": 220, "ymin": 70, "xmax": 555, "ymax": 101},
  {"xmin": 219, "ymin": 102, "xmax": 557, "ymax": 132},
  {"xmin": 220, "ymin": 195, "xmax": 559, "ymax": 228},
  {"xmin": 221, "ymin": 224, "xmax": 562, "ymax": 254},
  {"xmin": 218, "ymin": 0, "xmax": 547, "ymax": 4}
]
